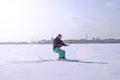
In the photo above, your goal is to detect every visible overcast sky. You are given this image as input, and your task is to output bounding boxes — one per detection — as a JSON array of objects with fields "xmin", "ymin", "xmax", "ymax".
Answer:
[{"xmin": 0, "ymin": 0, "xmax": 120, "ymax": 42}]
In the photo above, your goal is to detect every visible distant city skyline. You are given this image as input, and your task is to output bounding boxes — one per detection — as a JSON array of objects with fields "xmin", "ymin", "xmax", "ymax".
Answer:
[{"xmin": 0, "ymin": 0, "xmax": 120, "ymax": 42}]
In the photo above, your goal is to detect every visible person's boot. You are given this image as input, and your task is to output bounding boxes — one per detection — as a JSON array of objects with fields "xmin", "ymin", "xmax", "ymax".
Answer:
[
  {"xmin": 58, "ymin": 57, "xmax": 67, "ymax": 61},
  {"xmin": 62, "ymin": 57, "xmax": 67, "ymax": 60},
  {"xmin": 59, "ymin": 57, "xmax": 63, "ymax": 59},
  {"xmin": 62, "ymin": 57, "xmax": 65, "ymax": 59}
]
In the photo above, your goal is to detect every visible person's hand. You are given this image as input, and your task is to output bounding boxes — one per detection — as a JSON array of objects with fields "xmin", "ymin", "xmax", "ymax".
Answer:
[
  {"xmin": 67, "ymin": 44, "xmax": 70, "ymax": 46},
  {"xmin": 65, "ymin": 44, "xmax": 70, "ymax": 46}
]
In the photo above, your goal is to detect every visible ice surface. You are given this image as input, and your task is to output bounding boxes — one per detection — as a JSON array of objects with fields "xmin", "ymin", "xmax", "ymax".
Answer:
[{"xmin": 0, "ymin": 44, "xmax": 120, "ymax": 80}]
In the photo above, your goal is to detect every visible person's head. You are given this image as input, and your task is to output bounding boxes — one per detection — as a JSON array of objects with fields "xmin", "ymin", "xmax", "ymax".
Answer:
[{"xmin": 57, "ymin": 34, "xmax": 62, "ymax": 39}]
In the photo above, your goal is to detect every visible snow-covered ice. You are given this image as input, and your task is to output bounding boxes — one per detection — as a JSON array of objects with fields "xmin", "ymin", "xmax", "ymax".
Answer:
[{"xmin": 0, "ymin": 44, "xmax": 120, "ymax": 80}]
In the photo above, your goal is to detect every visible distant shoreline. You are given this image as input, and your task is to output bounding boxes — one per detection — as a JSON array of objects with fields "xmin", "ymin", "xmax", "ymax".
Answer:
[
  {"xmin": 0, "ymin": 38, "xmax": 120, "ymax": 45},
  {"xmin": 0, "ymin": 42, "xmax": 120, "ymax": 45}
]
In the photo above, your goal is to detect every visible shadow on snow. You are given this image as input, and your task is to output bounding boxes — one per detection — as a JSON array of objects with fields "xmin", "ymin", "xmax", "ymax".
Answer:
[
  {"xmin": 79, "ymin": 61, "xmax": 107, "ymax": 64},
  {"xmin": 11, "ymin": 59, "xmax": 107, "ymax": 64}
]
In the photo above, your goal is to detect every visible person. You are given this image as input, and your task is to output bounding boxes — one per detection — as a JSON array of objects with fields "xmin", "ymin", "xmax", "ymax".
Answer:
[{"xmin": 53, "ymin": 34, "xmax": 68, "ymax": 59}]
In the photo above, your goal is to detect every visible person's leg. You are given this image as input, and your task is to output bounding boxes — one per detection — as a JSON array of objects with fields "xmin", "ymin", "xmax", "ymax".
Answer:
[
  {"xmin": 59, "ymin": 49, "xmax": 65, "ymax": 58},
  {"xmin": 54, "ymin": 48, "xmax": 66, "ymax": 58}
]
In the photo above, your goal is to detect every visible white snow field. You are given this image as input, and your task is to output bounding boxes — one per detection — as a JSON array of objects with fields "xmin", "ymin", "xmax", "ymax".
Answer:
[{"xmin": 0, "ymin": 44, "xmax": 120, "ymax": 80}]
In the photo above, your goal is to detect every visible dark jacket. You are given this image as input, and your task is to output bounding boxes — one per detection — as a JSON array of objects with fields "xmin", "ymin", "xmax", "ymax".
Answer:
[{"xmin": 53, "ymin": 37, "xmax": 66, "ymax": 50}]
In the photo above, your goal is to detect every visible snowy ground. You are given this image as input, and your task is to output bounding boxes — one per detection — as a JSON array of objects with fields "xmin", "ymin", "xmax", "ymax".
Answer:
[{"xmin": 0, "ymin": 44, "xmax": 120, "ymax": 80}]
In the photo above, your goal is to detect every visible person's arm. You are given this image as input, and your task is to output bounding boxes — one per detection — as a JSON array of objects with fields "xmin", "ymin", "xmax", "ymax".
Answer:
[{"xmin": 61, "ymin": 40, "xmax": 67, "ymax": 46}]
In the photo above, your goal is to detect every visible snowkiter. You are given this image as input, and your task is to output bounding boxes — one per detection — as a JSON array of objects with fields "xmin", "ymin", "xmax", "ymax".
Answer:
[{"xmin": 53, "ymin": 34, "xmax": 68, "ymax": 59}]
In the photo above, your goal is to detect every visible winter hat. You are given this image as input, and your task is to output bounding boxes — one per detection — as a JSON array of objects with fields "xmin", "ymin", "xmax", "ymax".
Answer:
[{"xmin": 58, "ymin": 34, "xmax": 62, "ymax": 37}]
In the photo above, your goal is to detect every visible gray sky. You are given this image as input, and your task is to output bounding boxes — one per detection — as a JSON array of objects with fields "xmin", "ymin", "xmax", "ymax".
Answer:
[{"xmin": 0, "ymin": 0, "xmax": 120, "ymax": 42}]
